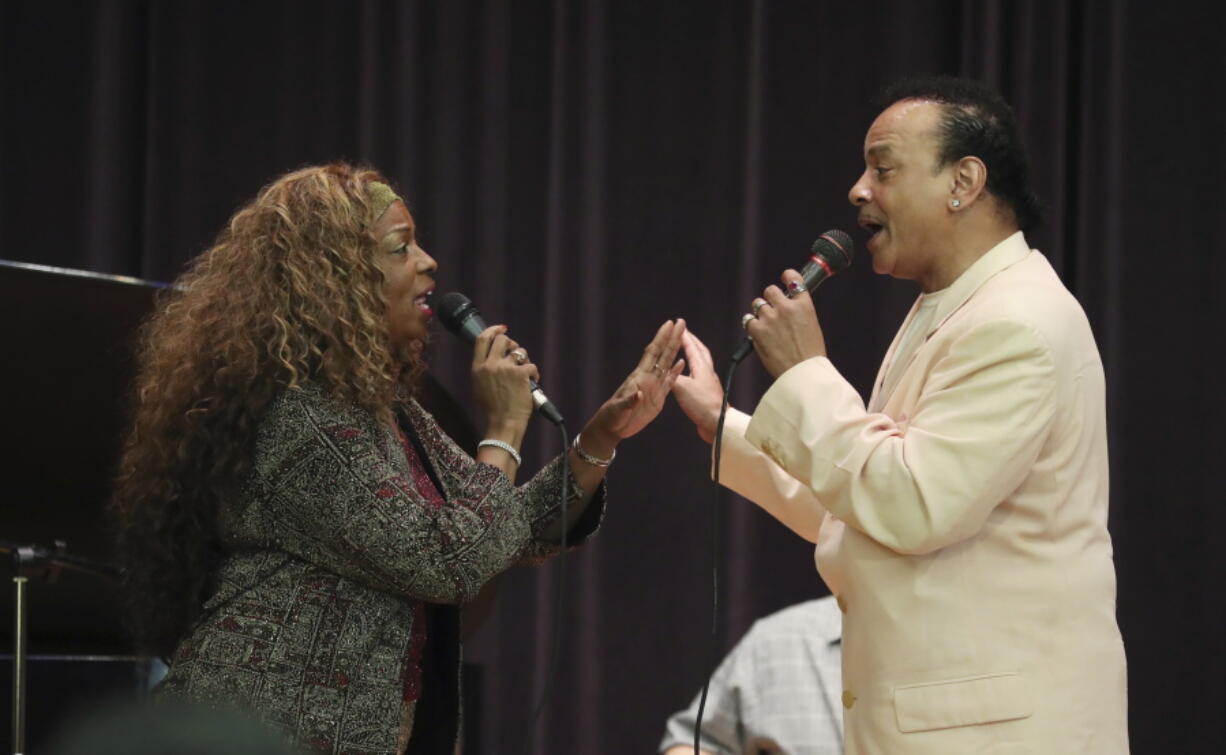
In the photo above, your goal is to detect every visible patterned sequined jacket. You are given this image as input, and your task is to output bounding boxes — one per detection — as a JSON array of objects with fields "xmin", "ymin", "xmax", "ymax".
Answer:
[{"xmin": 159, "ymin": 383, "xmax": 604, "ymax": 753}]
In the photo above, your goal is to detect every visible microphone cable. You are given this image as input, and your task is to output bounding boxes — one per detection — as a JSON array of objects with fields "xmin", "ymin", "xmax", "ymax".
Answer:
[
  {"xmin": 690, "ymin": 230, "xmax": 853, "ymax": 752},
  {"xmin": 523, "ymin": 419, "xmax": 570, "ymax": 755},
  {"xmin": 431, "ymin": 290, "xmax": 572, "ymax": 753},
  {"xmin": 693, "ymin": 356, "xmax": 740, "ymax": 754}
]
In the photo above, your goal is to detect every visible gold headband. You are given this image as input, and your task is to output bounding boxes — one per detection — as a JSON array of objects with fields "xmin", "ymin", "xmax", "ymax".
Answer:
[{"xmin": 367, "ymin": 181, "xmax": 402, "ymax": 219}]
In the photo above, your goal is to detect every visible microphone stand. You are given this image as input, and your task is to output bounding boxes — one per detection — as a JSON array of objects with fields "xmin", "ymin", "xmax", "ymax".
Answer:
[{"xmin": 1, "ymin": 538, "xmax": 119, "ymax": 755}]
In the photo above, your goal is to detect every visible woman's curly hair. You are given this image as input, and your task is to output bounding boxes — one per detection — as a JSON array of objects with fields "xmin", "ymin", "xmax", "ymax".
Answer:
[{"xmin": 110, "ymin": 162, "xmax": 420, "ymax": 656}]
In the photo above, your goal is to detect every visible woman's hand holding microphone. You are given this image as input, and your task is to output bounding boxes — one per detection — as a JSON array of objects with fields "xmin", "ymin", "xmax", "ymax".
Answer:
[{"xmin": 471, "ymin": 324, "xmax": 540, "ymax": 479}]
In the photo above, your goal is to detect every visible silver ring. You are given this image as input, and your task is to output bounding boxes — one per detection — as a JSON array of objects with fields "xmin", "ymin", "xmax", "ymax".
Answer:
[
  {"xmin": 788, "ymin": 281, "xmax": 808, "ymax": 295},
  {"xmin": 752, "ymin": 299, "xmax": 770, "ymax": 316},
  {"xmin": 741, "ymin": 313, "xmax": 756, "ymax": 330},
  {"xmin": 509, "ymin": 348, "xmax": 528, "ymax": 365}
]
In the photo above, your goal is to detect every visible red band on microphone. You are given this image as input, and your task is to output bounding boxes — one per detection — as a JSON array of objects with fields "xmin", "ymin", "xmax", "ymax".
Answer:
[{"xmin": 810, "ymin": 254, "xmax": 834, "ymax": 277}]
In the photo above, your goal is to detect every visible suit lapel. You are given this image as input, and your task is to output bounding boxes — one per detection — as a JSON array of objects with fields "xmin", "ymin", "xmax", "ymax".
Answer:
[
  {"xmin": 925, "ymin": 231, "xmax": 1031, "ymax": 338},
  {"xmin": 868, "ymin": 231, "xmax": 1033, "ymax": 413}
]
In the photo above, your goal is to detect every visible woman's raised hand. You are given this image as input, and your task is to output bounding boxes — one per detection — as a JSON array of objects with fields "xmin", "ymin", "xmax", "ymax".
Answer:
[{"xmin": 579, "ymin": 319, "xmax": 686, "ymax": 452}]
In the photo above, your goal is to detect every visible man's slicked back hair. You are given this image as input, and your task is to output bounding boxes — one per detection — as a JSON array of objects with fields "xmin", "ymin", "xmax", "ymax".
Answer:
[{"xmin": 881, "ymin": 76, "xmax": 1043, "ymax": 232}]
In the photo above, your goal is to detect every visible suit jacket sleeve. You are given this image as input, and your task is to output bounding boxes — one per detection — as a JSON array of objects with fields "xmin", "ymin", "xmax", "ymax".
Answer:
[
  {"xmin": 235, "ymin": 388, "xmax": 604, "ymax": 604},
  {"xmin": 717, "ymin": 408, "xmax": 829, "ymax": 543},
  {"xmin": 745, "ymin": 317, "xmax": 1056, "ymax": 555}
]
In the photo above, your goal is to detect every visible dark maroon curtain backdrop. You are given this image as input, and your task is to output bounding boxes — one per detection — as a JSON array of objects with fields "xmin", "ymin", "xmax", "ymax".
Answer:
[{"xmin": 2, "ymin": 1, "xmax": 1223, "ymax": 752}]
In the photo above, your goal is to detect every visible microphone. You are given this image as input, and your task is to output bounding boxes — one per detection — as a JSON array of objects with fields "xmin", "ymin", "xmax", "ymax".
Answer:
[
  {"xmin": 730, "ymin": 229, "xmax": 856, "ymax": 364},
  {"xmin": 433, "ymin": 291, "xmax": 565, "ymax": 425}
]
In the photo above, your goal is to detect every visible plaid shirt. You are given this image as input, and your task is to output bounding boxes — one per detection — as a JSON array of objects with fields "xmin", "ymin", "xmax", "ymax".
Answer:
[{"xmin": 660, "ymin": 597, "xmax": 843, "ymax": 754}]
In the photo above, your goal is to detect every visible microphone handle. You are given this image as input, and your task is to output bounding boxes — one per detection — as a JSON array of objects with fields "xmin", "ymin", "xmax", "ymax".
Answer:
[
  {"xmin": 730, "ymin": 264, "xmax": 829, "ymax": 364},
  {"xmin": 459, "ymin": 311, "xmax": 564, "ymax": 425},
  {"xmin": 530, "ymin": 380, "xmax": 564, "ymax": 425},
  {"xmin": 436, "ymin": 296, "xmax": 566, "ymax": 426},
  {"xmin": 731, "ymin": 337, "xmax": 755, "ymax": 364}
]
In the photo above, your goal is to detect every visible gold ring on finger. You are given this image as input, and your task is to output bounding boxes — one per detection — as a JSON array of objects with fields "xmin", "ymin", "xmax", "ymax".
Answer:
[
  {"xmin": 752, "ymin": 299, "xmax": 771, "ymax": 316},
  {"xmin": 509, "ymin": 348, "xmax": 528, "ymax": 365}
]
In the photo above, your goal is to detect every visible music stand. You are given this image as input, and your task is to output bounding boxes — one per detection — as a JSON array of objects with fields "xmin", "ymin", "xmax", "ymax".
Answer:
[{"xmin": 0, "ymin": 260, "xmax": 163, "ymax": 753}]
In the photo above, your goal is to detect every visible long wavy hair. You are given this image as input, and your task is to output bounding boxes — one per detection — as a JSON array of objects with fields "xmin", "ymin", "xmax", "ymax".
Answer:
[{"xmin": 111, "ymin": 162, "xmax": 420, "ymax": 656}]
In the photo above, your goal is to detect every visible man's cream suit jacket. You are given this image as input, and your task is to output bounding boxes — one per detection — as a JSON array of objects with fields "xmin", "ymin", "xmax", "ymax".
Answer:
[{"xmin": 718, "ymin": 232, "xmax": 1128, "ymax": 753}]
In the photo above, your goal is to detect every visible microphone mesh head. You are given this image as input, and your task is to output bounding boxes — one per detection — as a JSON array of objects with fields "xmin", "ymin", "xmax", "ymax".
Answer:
[
  {"xmin": 434, "ymin": 291, "xmax": 476, "ymax": 334},
  {"xmin": 812, "ymin": 229, "xmax": 856, "ymax": 273}
]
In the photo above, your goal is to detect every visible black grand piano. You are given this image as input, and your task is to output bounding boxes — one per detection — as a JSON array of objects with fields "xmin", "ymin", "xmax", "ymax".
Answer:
[{"xmin": 0, "ymin": 259, "xmax": 483, "ymax": 750}]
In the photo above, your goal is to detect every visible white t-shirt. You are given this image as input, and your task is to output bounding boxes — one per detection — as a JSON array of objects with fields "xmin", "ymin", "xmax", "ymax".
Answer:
[{"xmin": 880, "ymin": 288, "xmax": 950, "ymax": 401}]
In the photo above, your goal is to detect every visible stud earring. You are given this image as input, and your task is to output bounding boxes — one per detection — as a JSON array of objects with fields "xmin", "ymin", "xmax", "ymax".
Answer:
[{"xmin": 950, "ymin": 199, "xmax": 962, "ymax": 208}]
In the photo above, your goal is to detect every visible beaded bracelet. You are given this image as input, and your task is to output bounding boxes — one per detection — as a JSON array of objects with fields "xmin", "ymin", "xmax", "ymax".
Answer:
[
  {"xmin": 571, "ymin": 434, "xmax": 615, "ymax": 467},
  {"xmin": 478, "ymin": 438, "xmax": 522, "ymax": 466}
]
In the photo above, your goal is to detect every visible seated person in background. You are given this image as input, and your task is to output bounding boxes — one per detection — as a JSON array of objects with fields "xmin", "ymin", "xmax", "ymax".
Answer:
[{"xmin": 660, "ymin": 595, "xmax": 843, "ymax": 755}]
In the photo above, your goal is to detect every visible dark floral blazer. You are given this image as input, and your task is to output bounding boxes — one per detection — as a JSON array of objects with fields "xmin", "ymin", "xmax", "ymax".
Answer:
[{"xmin": 159, "ymin": 384, "xmax": 604, "ymax": 753}]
